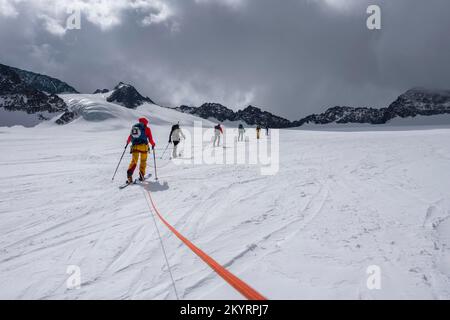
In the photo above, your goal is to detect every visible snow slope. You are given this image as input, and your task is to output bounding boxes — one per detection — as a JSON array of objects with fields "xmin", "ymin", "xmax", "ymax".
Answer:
[
  {"xmin": 1, "ymin": 94, "xmax": 450, "ymax": 299},
  {"xmin": 58, "ymin": 93, "xmax": 213, "ymax": 127}
]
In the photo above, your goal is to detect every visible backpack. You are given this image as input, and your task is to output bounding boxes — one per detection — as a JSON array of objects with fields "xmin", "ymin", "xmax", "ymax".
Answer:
[{"xmin": 130, "ymin": 123, "xmax": 148, "ymax": 145}]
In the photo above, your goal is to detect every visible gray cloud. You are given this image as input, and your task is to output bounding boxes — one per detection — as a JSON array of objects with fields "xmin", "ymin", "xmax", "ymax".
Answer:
[{"xmin": 1, "ymin": 0, "xmax": 449, "ymax": 119}]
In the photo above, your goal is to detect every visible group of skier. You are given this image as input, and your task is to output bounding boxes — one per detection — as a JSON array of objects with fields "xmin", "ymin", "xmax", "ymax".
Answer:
[
  {"xmin": 122, "ymin": 118, "xmax": 270, "ymax": 185},
  {"xmin": 215, "ymin": 123, "xmax": 269, "ymax": 144},
  {"xmin": 123, "ymin": 118, "xmax": 185, "ymax": 185}
]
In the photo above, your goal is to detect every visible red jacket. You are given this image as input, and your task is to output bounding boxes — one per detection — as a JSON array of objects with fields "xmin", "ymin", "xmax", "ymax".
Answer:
[
  {"xmin": 127, "ymin": 118, "xmax": 156, "ymax": 147},
  {"xmin": 215, "ymin": 124, "xmax": 223, "ymax": 134}
]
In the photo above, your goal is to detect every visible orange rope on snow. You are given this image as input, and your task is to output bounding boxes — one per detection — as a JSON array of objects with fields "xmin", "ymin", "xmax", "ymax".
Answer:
[{"xmin": 145, "ymin": 190, "xmax": 267, "ymax": 300}]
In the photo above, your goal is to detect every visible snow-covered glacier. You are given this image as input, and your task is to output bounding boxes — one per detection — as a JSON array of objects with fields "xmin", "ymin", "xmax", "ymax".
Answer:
[{"xmin": 1, "ymin": 94, "xmax": 450, "ymax": 299}]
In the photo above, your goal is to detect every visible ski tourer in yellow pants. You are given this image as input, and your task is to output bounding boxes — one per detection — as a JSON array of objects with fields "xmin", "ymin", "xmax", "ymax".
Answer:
[{"xmin": 126, "ymin": 118, "xmax": 156, "ymax": 183}]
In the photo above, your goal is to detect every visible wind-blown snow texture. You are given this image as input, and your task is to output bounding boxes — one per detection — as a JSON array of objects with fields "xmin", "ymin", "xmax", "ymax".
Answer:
[{"xmin": 1, "ymin": 94, "xmax": 450, "ymax": 300}]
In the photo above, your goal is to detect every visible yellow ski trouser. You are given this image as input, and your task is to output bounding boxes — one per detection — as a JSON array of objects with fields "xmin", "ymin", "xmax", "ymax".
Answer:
[{"xmin": 127, "ymin": 144, "xmax": 148, "ymax": 178}]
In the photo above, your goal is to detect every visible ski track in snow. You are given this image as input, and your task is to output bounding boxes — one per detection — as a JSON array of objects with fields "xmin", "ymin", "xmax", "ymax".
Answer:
[{"xmin": 1, "ymin": 99, "xmax": 450, "ymax": 299}]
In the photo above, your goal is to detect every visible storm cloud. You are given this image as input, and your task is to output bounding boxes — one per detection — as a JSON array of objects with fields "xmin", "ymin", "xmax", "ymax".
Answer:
[{"xmin": 1, "ymin": 0, "xmax": 449, "ymax": 119}]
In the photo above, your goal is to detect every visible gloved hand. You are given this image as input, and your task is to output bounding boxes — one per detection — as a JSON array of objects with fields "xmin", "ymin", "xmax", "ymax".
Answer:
[{"xmin": 152, "ymin": 145, "xmax": 155, "ymax": 151}]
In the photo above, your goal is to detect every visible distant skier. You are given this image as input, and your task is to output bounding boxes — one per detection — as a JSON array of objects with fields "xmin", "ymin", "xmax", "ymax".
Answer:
[
  {"xmin": 256, "ymin": 125, "xmax": 261, "ymax": 140},
  {"xmin": 238, "ymin": 124, "xmax": 245, "ymax": 142},
  {"xmin": 265, "ymin": 124, "xmax": 269, "ymax": 136},
  {"xmin": 214, "ymin": 123, "xmax": 223, "ymax": 147},
  {"xmin": 169, "ymin": 123, "xmax": 186, "ymax": 159},
  {"xmin": 126, "ymin": 117, "xmax": 156, "ymax": 184}
]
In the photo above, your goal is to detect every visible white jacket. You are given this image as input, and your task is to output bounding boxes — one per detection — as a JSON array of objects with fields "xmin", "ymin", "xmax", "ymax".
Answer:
[{"xmin": 171, "ymin": 128, "xmax": 185, "ymax": 142}]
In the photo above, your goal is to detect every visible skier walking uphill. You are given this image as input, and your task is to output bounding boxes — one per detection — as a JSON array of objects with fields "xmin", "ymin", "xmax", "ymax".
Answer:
[
  {"xmin": 169, "ymin": 123, "xmax": 186, "ymax": 159},
  {"xmin": 256, "ymin": 125, "xmax": 262, "ymax": 140},
  {"xmin": 126, "ymin": 118, "xmax": 156, "ymax": 184},
  {"xmin": 214, "ymin": 123, "xmax": 223, "ymax": 147},
  {"xmin": 238, "ymin": 124, "xmax": 245, "ymax": 142}
]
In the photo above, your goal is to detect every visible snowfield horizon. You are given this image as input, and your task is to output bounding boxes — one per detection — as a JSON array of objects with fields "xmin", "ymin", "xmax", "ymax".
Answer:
[{"xmin": 1, "ymin": 94, "xmax": 450, "ymax": 300}]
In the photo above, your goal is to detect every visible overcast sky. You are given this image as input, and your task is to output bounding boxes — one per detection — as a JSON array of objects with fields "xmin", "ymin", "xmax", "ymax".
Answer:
[{"xmin": 1, "ymin": 0, "xmax": 449, "ymax": 119}]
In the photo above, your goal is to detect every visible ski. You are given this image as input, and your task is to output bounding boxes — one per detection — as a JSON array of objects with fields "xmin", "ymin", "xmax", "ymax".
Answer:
[
  {"xmin": 118, "ymin": 174, "xmax": 152, "ymax": 189},
  {"xmin": 119, "ymin": 181, "xmax": 134, "ymax": 189}
]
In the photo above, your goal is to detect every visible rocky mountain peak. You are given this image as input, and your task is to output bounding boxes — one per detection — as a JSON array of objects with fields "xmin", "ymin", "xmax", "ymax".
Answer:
[
  {"xmin": 106, "ymin": 82, "xmax": 154, "ymax": 109},
  {"xmin": 93, "ymin": 89, "xmax": 109, "ymax": 94},
  {"xmin": 385, "ymin": 88, "xmax": 450, "ymax": 119},
  {"xmin": 0, "ymin": 63, "xmax": 78, "ymax": 94},
  {"xmin": 0, "ymin": 64, "xmax": 69, "ymax": 126}
]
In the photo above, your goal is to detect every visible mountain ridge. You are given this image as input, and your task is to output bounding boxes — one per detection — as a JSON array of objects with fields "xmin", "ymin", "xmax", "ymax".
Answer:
[
  {"xmin": 0, "ymin": 64, "xmax": 69, "ymax": 126},
  {"xmin": 175, "ymin": 103, "xmax": 293, "ymax": 128},
  {"xmin": 106, "ymin": 82, "xmax": 154, "ymax": 109},
  {"xmin": 176, "ymin": 88, "xmax": 450, "ymax": 128},
  {"xmin": 0, "ymin": 63, "xmax": 78, "ymax": 94},
  {"xmin": 2, "ymin": 63, "xmax": 450, "ymax": 128}
]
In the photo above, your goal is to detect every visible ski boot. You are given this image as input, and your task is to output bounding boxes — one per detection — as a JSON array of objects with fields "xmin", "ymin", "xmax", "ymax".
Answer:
[{"xmin": 127, "ymin": 175, "xmax": 133, "ymax": 184}]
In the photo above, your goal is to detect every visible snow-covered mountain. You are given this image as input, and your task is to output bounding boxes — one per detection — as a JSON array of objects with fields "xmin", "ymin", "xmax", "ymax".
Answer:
[
  {"xmin": 176, "ymin": 103, "xmax": 292, "ymax": 128},
  {"xmin": 1, "ymin": 63, "xmax": 78, "ymax": 94},
  {"xmin": 176, "ymin": 103, "xmax": 237, "ymax": 123},
  {"xmin": 55, "ymin": 83, "xmax": 159, "ymax": 125},
  {"xmin": 0, "ymin": 64, "xmax": 69, "ymax": 127},
  {"xmin": 0, "ymin": 63, "xmax": 160, "ymax": 127},
  {"xmin": 106, "ymin": 82, "xmax": 154, "ymax": 109},
  {"xmin": 297, "ymin": 88, "xmax": 450, "ymax": 126},
  {"xmin": 176, "ymin": 89, "xmax": 450, "ymax": 128},
  {"xmin": 386, "ymin": 88, "xmax": 450, "ymax": 118},
  {"xmin": 236, "ymin": 105, "xmax": 292, "ymax": 128},
  {"xmin": 2, "ymin": 62, "xmax": 450, "ymax": 129},
  {"xmin": 295, "ymin": 106, "xmax": 389, "ymax": 126},
  {"xmin": 54, "ymin": 93, "xmax": 207, "ymax": 127}
]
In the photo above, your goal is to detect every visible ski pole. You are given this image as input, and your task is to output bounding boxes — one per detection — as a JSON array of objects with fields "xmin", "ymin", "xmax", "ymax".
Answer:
[
  {"xmin": 153, "ymin": 148, "xmax": 159, "ymax": 181},
  {"xmin": 112, "ymin": 143, "xmax": 128, "ymax": 181},
  {"xmin": 160, "ymin": 142, "xmax": 170, "ymax": 160}
]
